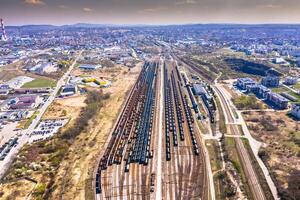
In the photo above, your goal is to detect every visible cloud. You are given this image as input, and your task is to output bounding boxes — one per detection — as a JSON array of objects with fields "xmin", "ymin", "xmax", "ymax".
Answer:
[
  {"xmin": 138, "ymin": 6, "xmax": 167, "ymax": 14},
  {"xmin": 83, "ymin": 7, "xmax": 93, "ymax": 12},
  {"xmin": 257, "ymin": 4, "xmax": 282, "ymax": 9},
  {"xmin": 175, "ymin": 0, "xmax": 198, "ymax": 5},
  {"xmin": 24, "ymin": 0, "xmax": 45, "ymax": 5},
  {"xmin": 59, "ymin": 5, "xmax": 68, "ymax": 9}
]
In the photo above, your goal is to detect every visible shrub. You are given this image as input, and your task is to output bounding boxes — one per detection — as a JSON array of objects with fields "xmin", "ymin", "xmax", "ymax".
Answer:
[{"xmin": 233, "ymin": 95, "xmax": 263, "ymax": 110}]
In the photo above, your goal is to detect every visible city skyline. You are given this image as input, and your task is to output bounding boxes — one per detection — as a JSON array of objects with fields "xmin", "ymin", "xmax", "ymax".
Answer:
[{"xmin": 1, "ymin": 0, "xmax": 300, "ymax": 25}]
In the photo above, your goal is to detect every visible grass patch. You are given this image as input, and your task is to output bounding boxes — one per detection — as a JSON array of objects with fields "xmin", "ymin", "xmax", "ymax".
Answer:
[
  {"xmin": 23, "ymin": 111, "xmax": 40, "ymax": 129},
  {"xmin": 232, "ymin": 94, "xmax": 264, "ymax": 110},
  {"xmin": 206, "ymin": 140, "xmax": 222, "ymax": 173},
  {"xmin": 216, "ymin": 98, "xmax": 227, "ymax": 134},
  {"xmin": 213, "ymin": 172, "xmax": 226, "ymax": 200},
  {"xmin": 214, "ymin": 171, "xmax": 237, "ymax": 199},
  {"xmin": 22, "ymin": 78, "xmax": 57, "ymax": 88},
  {"xmin": 271, "ymin": 86, "xmax": 287, "ymax": 93},
  {"xmin": 224, "ymin": 137, "xmax": 252, "ymax": 199},
  {"xmin": 238, "ymin": 125, "xmax": 245, "ymax": 135},
  {"xmin": 292, "ymin": 83, "xmax": 300, "ymax": 90},
  {"xmin": 242, "ymin": 138, "xmax": 274, "ymax": 200}
]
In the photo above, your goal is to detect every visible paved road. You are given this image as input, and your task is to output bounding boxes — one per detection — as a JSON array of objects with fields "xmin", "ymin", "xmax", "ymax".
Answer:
[{"xmin": 0, "ymin": 51, "xmax": 82, "ymax": 180}]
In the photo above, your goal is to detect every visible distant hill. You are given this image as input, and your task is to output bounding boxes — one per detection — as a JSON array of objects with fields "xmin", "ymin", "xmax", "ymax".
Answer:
[{"xmin": 6, "ymin": 23, "xmax": 300, "ymax": 31}]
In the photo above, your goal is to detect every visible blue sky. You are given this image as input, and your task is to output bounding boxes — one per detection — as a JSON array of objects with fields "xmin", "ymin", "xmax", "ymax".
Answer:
[{"xmin": 1, "ymin": 0, "xmax": 300, "ymax": 25}]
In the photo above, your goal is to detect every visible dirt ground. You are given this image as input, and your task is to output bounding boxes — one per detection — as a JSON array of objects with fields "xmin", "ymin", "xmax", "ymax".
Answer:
[
  {"xmin": 72, "ymin": 64, "xmax": 133, "ymax": 81},
  {"xmin": 0, "ymin": 179, "xmax": 36, "ymax": 200},
  {"xmin": 43, "ymin": 95, "xmax": 87, "ymax": 122},
  {"xmin": 0, "ymin": 63, "xmax": 141, "ymax": 200},
  {"xmin": 47, "ymin": 63, "xmax": 141, "ymax": 199},
  {"xmin": 243, "ymin": 111, "xmax": 300, "ymax": 199},
  {"xmin": 0, "ymin": 60, "xmax": 57, "ymax": 83}
]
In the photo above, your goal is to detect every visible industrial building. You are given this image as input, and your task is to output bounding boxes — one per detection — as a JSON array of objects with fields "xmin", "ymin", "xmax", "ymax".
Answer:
[
  {"xmin": 79, "ymin": 64, "xmax": 101, "ymax": 70},
  {"xmin": 261, "ymin": 76, "xmax": 280, "ymax": 87},
  {"xmin": 13, "ymin": 88, "xmax": 51, "ymax": 95},
  {"xmin": 28, "ymin": 62, "xmax": 58, "ymax": 74},
  {"xmin": 9, "ymin": 95, "xmax": 41, "ymax": 110},
  {"xmin": 192, "ymin": 84, "xmax": 212, "ymax": 101},
  {"xmin": 60, "ymin": 84, "xmax": 77, "ymax": 97},
  {"xmin": 291, "ymin": 104, "xmax": 300, "ymax": 119}
]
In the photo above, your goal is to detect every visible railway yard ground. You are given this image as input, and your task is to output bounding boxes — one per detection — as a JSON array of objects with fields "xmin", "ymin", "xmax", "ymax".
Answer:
[
  {"xmin": 0, "ymin": 63, "xmax": 141, "ymax": 200},
  {"xmin": 94, "ymin": 58, "xmax": 208, "ymax": 200}
]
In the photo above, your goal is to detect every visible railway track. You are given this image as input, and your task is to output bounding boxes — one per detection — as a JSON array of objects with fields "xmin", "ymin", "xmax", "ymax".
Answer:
[
  {"xmin": 214, "ymin": 85, "xmax": 267, "ymax": 200},
  {"xmin": 178, "ymin": 52, "xmax": 267, "ymax": 200},
  {"xmin": 94, "ymin": 59, "xmax": 208, "ymax": 200},
  {"xmin": 95, "ymin": 61, "xmax": 159, "ymax": 199},
  {"xmin": 162, "ymin": 60, "xmax": 206, "ymax": 200}
]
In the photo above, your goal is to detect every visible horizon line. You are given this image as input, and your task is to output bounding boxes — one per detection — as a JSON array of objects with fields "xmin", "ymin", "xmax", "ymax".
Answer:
[{"xmin": 5, "ymin": 22, "xmax": 300, "ymax": 27}]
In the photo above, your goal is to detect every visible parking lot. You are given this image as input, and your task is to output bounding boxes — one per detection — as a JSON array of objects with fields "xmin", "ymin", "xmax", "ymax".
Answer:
[
  {"xmin": 0, "ymin": 122, "xmax": 21, "ymax": 146},
  {"xmin": 29, "ymin": 118, "xmax": 68, "ymax": 143},
  {"xmin": 0, "ymin": 137, "xmax": 18, "ymax": 161}
]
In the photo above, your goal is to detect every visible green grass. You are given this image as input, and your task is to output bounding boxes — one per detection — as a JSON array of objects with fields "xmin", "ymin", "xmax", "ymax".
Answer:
[
  {"xmin": 224, "ymin": 137, "xmax": 252, "ymax": 199},
  {"xmin": 22, "ymin": 78, "xmax": 56, "ymax": 88},
  {"xmin": 271, "ymin": 86, "xmax": 288, "ymax": 93},
  {"xmin": 216, "ymin": 98, "xmax": 227, "ymax": 134},
  {"xmin": 272, "ymin": 85, "xmax": 300, "ymax": 103},
  {"xmin": 206, "ymin": 140, "xmax": 222, "ymax": 173},
  {"xmin": 287, "ymin": 91, "xmax": 300, "ymax": 103},
  {"xmin": 291, "ymin": 83, "xmax": 300, "ymax": 90},
  {"xmin": 213, "ymin": 172, "xmax": 225, "ymax": 200},
  {"xmin": 23, "ymin": 111, "xmax": 40, "ymax": 129},
  {"xmin": 232, "ymin": 94, "xmax": 264, "ymax": 110},
  {"xmin": 238, "ymin": 125, "xmax": 245, "ymax": 135}
]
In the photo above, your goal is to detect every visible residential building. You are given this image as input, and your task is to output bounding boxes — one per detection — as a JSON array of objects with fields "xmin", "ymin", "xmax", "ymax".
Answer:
[
  {"xmin": 257, "ymin": 85, "xmax": 271, "ymax": 99},
  {"xmin": 273, "ymin": 57, "xmax": 286, "ymax": 64},
  {"xmin": 261, "ymin": 76, "xmax": 280, "ymax": 87},
  {"xmin": 284, "ymin": 77, "xmax": 298, "ymax": 85},
  {"xmin": 236, "ymin": 78, "xmax": 256, "ymax": 90},
  {"xmin": 291, "ymin": 104, "xmax": 300, "ymax": 119},
  {"xmin": 266, "ymin": 92, "xmax": 289, "ymax": 109}
]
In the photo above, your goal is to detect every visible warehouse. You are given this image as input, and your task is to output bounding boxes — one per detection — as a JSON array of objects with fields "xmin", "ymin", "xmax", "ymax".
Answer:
[
  {"xmin": 79, "ymin": 64, "xmax": 101, "ymax": 70},
  {"xmin": 60, "ymin": 84, "xmax": 77, "ymax": 97},
  {"xmin": 192, "ymin": 84, "xmax": 212, "ymax": 101}
]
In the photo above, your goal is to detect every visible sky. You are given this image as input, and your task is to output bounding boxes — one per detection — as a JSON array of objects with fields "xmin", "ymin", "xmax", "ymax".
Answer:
[{"xmin": 0, "ymin": 0, "xmax": 300, "ymax": 25}]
